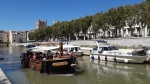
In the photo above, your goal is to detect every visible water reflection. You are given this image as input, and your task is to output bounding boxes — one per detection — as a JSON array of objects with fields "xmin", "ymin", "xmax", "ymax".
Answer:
[
  {"xmin": 0, "ymin": 47, "xmax": 21, "ymax": 71},
  {"xmin": 88, "ymin": 58, "xmax": 150, "ymax": 84},
  {"xmin": 8, "ymin": 46, "xmax": 26, "ymax": 54},
  {"xmin": 21, "ymin": 69, "xmax": 77, "ymax": 84},
  {"xmin": 1, "ymin": 47, "xmax": 150, "ymax": 84},
  {"xmin": 1, "ymin": 47, "xmax": 78, "ymax": 84}
]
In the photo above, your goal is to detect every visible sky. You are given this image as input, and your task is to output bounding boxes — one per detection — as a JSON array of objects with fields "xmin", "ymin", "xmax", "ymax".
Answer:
[{"xmin": 0, "ymin": 0, "xmax": 143, "ymax": 31}]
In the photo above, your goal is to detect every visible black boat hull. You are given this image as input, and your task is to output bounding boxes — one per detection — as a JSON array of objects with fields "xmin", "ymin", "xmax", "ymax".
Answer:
[{"xmin": 28, "ymin": 58, "xmax": 75, "ymax": 74}]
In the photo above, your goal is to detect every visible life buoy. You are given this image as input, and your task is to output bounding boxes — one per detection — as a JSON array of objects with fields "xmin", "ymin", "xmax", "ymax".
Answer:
[{"xmin": 124, "ymin": 59, "xmax": 128, "ymax": 63}]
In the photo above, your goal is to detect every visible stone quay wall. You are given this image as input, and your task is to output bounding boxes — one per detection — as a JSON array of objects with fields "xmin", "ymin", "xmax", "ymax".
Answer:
[
  {"xmin": 70, "ymin": 37, "xmax": 150, "ymax": 47},
  {"xmin": 10, "ymin": 37, "xmax": 150, "ymax": 48},
  {"xmin": 70, "ymin": 37, "xmax": 150, "ymax": 56}
]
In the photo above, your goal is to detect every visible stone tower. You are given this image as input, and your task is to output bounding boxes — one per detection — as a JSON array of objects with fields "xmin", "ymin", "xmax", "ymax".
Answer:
[
  {"xmin": 36, "ymin": 19, "xmax": 47, "ymax": 29},
  {"xmin": 53, "ymin": 19, "xmax": 59, "ymax": 24}
]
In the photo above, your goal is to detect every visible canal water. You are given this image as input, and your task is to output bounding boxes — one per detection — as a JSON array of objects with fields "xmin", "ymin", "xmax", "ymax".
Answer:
[{"xmin": 0, "ymin": 47, "xmax": 150, "ymax": 84}]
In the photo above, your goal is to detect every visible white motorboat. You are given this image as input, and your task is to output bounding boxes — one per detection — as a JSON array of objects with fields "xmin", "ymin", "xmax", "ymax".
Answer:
[
  {"xmin": 60, "ymin": 40, "xmax": 83, "ymax": 56},
  {"xmin": 27, "ymin": 41, "xmax": 83, "ymax": 56},
  {"xmin": 89, "ymin": 40, "xmax": 148, "ymax": 63},
  {"xmin": 62, "ymin": 44, "xmax": 83, "ymax": 56}
]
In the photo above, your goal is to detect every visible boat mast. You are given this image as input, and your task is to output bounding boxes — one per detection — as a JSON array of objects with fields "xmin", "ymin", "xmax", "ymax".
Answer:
[{"xmin": 59, "ymin": 42, "xmax": 63, "ymax": 56}]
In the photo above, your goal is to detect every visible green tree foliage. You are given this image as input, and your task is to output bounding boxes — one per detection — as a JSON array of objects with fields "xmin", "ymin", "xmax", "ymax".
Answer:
[
  {"xmin": 28, "ymin": 32, "xmax": 35, "ymax": 40},
  {"xmin": 70, "ymin": 19, "xmax": 81, "ymax": 40},
  {"xmin": 28, "ymin": 1, "xmax": 149, "ymax": 41},
  {"xmin": 124, "ymin": 4, "xmax": 140, "ymax": 36},
  {"xmin": 140, "ymin": 0, "xmax": 150, "ymax": 27},
  {"xmin": 77, "ymin": 16, "xmax": 92, "ymax": 40},
  {"xmin": 107, "ymin": 7, "xmax": 126, "ymax": 37}
]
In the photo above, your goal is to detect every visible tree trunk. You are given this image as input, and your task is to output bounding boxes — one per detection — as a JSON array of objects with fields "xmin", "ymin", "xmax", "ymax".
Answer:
[
  {"xmin": 75, "ymin": 35, "xmax": 78, "ymax": 41},
  {"xmin": 131, "ymin": 27, "xmax": 133, "ymax": 36},
  {"xmin": 84, "ymin": 34, "xmax": 86, "ymax": 40},
  {"xmin": 69, "ymin": 35, "xmax": 70, "ymax": 41},
  {"xmin": 94, "ymin": 33, "xmax": 97, "ymax": 39},
  {"xmin": 93, "ymin": 33, "xmax": 95, "ymax": 40},
  {"xmin": 122, "ymin": 29, "xmax": 124, "ymax": 38},
  {"xmin": 115, "ymin": 28, "xmax": 118, "ymax": 38},
  {"xmin": 103, "ymin": 30, "xmax": 105, "ymax": 38}
]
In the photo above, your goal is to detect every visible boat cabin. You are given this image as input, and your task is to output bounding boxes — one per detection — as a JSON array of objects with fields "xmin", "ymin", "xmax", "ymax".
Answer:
[
  {"xmin": 91, "ymin": 45, "xmax": 133, "ymax": 56},
  {"xmin": 63, "ymin": 45, "xmax": 81, "ymax": 52},
  {"xmin": 92, "ymin": 45, "xmax": 119, "ymax": 51}
]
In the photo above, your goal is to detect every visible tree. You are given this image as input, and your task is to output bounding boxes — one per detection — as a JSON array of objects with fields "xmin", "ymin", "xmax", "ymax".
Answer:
[
  {"xmin": 44, "ymin": 26, "xmax": 52, "ymax": 41},
  {"xmin": 37, "ymin": 27, "xmax": 46, "ymax": 41},
  {"xmin": 71, "ymin": 20, "xmax": 81, "ymax": 40},
  {"xmin": 28, "ymin": 32, "xmax": 35, "ymax": 40},
  {"xmin": 100, "ymin": 12, "xmax": 110, "ymax": 38},
  {"xmin": 124, "ymin": 4, "xmax": 140, "ymax": 37},
  {"xmin": 139, "ymin": 0, "xmax": 150, "ymax": 36},
  {"xmin": 51, "ymin": 22, "xmax": 63, "ymax": 41},
  {"xmin": 107, "ymin": 7, "xmax": 126, "ymax": 37},
  {"xmin": 81, "ymin": 16, "xmax": 92, "ymax": 40},
  {"xmin": 92, "ymin": 12, "xmax": 103, "ymax": 39},
  {"xmin": 63, "ymin": 21, "xmax": 73, "ymax": 41},
  {"xmin": 92, "ymin": 12, "xmax": 110, "ymax": 39}
]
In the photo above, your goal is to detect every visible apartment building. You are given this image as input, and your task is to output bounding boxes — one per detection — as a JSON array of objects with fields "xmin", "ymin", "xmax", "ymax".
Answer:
[
  {"xmin": 3, "ymin": 32, "xmax": 9, "ymax": 43},
  {"xmin": 18, "ymin": 31, "xmax": 27, "ymax": 43},
  {"xmin": 0, "ymin": 30, "xmax": 9, "ymax": 43},
  {"xmin": 85, "ymin": 22, "xmax": 150, "ymax": 39},
  {"xmin": 9, "ymin": 30, "xmax": 17, "ymax": 44},
  {"xmin": 0, "ymin": 30, "xmax": 3, "ymax": 42},
  {"xmin": 9, "ymin": 30, "xmax": 28, "ymax": 44}
]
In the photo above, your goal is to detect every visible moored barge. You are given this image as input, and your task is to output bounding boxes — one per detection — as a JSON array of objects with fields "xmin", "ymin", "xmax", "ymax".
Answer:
[{"xmin": 20, "ymin": 42, "xmax": 77, "ymax": 74}]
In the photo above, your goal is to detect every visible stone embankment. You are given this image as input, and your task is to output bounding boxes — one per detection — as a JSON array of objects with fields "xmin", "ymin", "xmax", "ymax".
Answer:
[
  {"xmin": 70, "ymin": 37, "xmax": 150, "ymax": 47},
  {"xmin": 10, "ymin": 37, "xmax": 150, "ymax": 48},
  {"xmin": 71, "ymin": 37, "xmax": 150, "ymax": 62},
  {"xmin": 9, "ymin": 43, "xmax": 33, "ymax": 47}
]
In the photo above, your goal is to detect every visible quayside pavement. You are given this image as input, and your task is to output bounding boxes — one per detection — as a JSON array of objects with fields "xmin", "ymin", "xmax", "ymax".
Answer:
[{"xmin": 0, "ymin": 68, "xmax": 11, "ymax": 84}]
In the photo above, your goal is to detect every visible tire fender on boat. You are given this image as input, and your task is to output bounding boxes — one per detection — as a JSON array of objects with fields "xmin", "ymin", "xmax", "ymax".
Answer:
[{"xmin": 124, "ymin": 59, "xmax": 128, "ymax": 63}]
